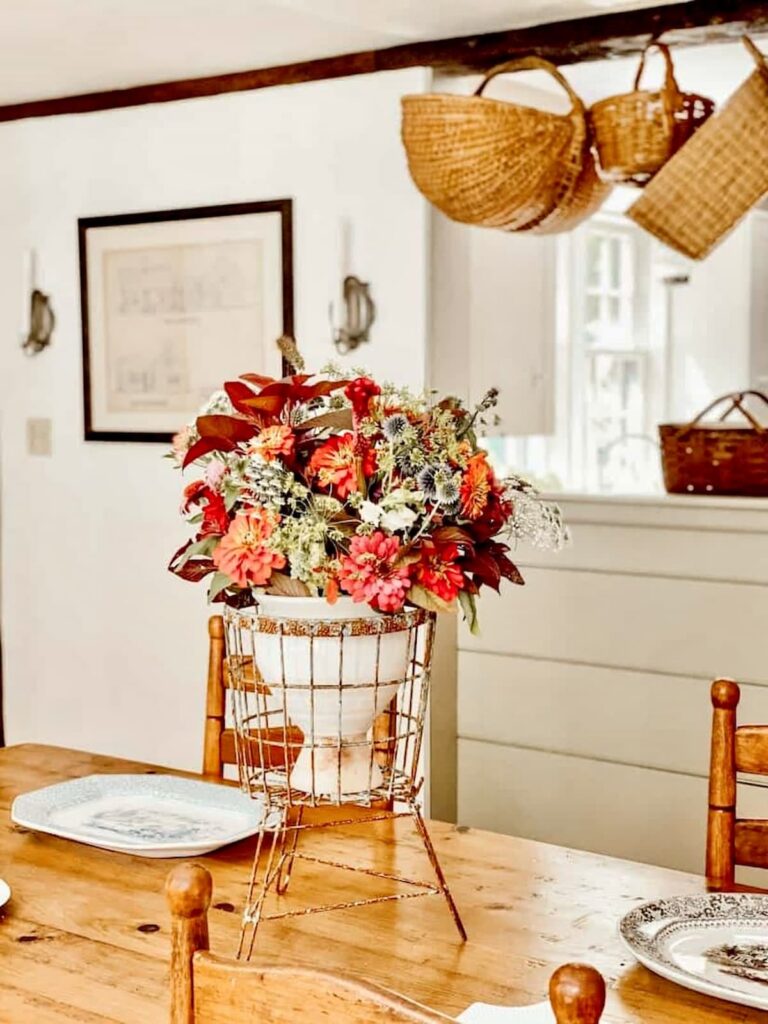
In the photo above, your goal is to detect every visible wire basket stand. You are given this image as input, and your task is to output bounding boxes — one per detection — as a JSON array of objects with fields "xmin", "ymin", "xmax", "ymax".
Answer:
[{"xmin": 223, "ymin": 604, "xmax": 466, "ymax": 956}]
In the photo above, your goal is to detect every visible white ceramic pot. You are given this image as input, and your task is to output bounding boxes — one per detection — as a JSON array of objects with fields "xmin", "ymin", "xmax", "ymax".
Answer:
[{"xmin": 252, "ymin": 595, "xmax": 411, "ymax": 797}]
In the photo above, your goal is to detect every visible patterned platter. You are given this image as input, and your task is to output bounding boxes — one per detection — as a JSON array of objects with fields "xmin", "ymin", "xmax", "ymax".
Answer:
[
  {"xmin": 620, "ymin": 893, "xmax": 768, "ymax": 1011},
  {"xmin": 12, "ymin": 774, "xmax": 279, "ymax": 858}
]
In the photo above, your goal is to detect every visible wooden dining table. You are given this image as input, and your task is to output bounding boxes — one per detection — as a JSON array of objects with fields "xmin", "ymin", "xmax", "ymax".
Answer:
[{"xmin": 0, "ymin": 742, "xmax": 762, "ymax": 1024}]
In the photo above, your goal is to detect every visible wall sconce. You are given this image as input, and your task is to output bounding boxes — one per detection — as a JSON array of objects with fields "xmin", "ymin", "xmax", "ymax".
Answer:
[
  {"xmin": 20, "ymin": 251, "xmax": 55, "ymax": 356},
  {"xmin": 330, "ymin": 275, "xmax": 375, "ymax": 354}
]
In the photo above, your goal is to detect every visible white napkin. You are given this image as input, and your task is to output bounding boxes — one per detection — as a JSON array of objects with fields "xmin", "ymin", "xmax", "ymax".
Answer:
[{"xmin": 457, "ymin": 1001, "xmax": 555, "ymax": 1023}]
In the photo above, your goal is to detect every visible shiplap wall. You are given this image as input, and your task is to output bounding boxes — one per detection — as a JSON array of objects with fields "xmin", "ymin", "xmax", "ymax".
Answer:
[{"xmin": 456, "ymin": 495, "xmax": 768, "ymax": 874}]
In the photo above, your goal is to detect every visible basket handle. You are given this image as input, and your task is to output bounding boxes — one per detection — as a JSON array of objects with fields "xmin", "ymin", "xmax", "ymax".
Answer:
[
  {"xmin": 744, "ymin": 35, "xmax": 768, "ymax": 83},
  {"xmin": 475, "ymin": 57, "xmax": 585, "ymax": 115},
  {"xmin": 633, "ymin": 41, "xmax": 680, "ymax": 96},
  {"xmin": 676, "ymin": 391, "xmax": 768, "ymax": 436}
]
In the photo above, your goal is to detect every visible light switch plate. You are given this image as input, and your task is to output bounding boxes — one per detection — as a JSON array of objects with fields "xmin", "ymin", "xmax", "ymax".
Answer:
[{"xmin": 27, "ymin": 417, "xmax": 52, "ymax": 456}]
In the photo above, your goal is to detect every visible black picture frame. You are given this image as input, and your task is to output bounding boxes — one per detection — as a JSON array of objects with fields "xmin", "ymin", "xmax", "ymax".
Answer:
[{"xmin": 79, "ymin": 199, "xmax": 294, "ymax": 443}]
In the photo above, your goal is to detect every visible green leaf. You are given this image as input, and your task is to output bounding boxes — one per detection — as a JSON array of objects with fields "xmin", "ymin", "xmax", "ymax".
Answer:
[
  {"xmin": 175, "ymin": 535, "xmax": 219, "ymax": 568},
  {"xmin": 406, "ymin": 584, "xmax": 456, "ymax": 615},
  {"xmin": 458, "ymin": 589, "xmax": 480, "ymax": 636},
  {"xmin": 207, "ymin": 572, "xmax": 232, "ymax": 602}
]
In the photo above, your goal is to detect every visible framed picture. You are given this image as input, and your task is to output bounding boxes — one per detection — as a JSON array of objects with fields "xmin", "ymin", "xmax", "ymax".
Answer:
[{"xmin": 79, "ymin": 199, "xmax": 293, "ymax": 442}]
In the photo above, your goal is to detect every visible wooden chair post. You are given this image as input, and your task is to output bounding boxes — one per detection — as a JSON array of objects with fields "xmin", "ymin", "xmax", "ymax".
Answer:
[
  {"xmin": 166, "ymin": 864, "xmax": 213, "ymax": 1024},
  {"xmin": 706, "ymin": 678, "xmax": 740, "ymax": 889},
  {"xmin": 203, "ymin": 616, "xmax": 226, "ymax": 777},
  {"xmin": 549, "ymin": 964, "xmax": 606, "ymax": 1023}
]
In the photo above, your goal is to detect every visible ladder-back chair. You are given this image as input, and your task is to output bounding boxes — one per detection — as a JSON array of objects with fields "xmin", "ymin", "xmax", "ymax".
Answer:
[
  {"xmin": 166, "ymin": 863, "xmax": 606, "ymax": 1023},
  {"xmin": 707, "ymin": 678, "xmax": 768, "ymax": 889},
  {"xmin": 203, "ymin": 615, "xmax": 399, "ymax": 807}
]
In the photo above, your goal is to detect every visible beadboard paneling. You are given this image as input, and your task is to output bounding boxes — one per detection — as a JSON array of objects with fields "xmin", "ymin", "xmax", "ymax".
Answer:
[
  {"xmin": 460, "ymin": 568, "xmax": 768, "ymax": 683},
  {"xmin": 458, "ymin": 739, "xmax": 768, "ymax": 874},
  {"xmin": 458, "ymin": 652, "xmax": 768, "ymax": 777},
  {"xmin": 514, "ymin": 521, "xmax": 768, "ymax": 584}
]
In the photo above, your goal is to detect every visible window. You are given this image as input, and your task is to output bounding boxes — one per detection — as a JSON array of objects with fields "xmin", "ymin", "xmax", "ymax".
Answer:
[{"xmin": 484, "ymin": 212, "xmax": 665, "ymax": 495}]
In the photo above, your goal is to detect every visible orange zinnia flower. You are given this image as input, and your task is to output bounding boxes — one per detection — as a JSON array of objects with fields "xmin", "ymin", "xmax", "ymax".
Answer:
[
  {"xmin": 306, "ymin": 433, "xmax": 376, "ymax": 499},
  {"xmin": 459, "ymin": 453, "xmax": 493, "ymax": 520},
  {"xmin": 212, "ymin": 509, "xmax": 286, "ymax": 588},
  {"xmin": 251, "ymin": 424, "xmax": 295, "ymax": 462}
]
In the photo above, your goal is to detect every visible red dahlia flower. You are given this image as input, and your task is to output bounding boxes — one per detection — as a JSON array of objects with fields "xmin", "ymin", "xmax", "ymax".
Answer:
[
  {"xmin": 338, "ymin": 532, "xmax": 411, "ymax": 613},
  {"xmin": 415, "ymin": 541, "xmax": 466, "ymax": 603},
  {"xmin": 345, "ymin": 376, "xmax": 381, "ymax": 420}
]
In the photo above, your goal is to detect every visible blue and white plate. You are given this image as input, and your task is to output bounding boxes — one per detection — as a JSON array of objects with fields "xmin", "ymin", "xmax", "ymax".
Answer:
[{"xmin": 11, "ymin": 774, "xmax": 278, "ymax": 858}]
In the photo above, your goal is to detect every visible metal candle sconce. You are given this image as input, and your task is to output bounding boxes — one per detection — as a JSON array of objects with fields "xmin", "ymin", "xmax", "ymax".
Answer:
[
  {"xmin": 330, "ymin": 275, "xmax": 375, "ymax": 354},
  {"xmin": 22, "ymin": 289, "xmax": 56, "ymax": 355},
  {"xmin": 20, "ymin": 251, "xmax": 55, "ymax": 356}
]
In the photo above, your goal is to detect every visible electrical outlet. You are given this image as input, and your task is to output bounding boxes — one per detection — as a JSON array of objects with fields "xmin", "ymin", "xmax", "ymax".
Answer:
[{"xmin": 27, "ymin": 417, "xmax": 52, "ymax": 456}]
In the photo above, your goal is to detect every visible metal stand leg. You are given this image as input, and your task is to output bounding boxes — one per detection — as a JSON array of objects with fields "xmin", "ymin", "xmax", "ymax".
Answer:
[
  {"xmin": 410, "ymin": 804, "xmax": 467, "ymax": 942},
  {"xmin": 276, "ymin": 806, "xmax": 304, "ymax": 896}
]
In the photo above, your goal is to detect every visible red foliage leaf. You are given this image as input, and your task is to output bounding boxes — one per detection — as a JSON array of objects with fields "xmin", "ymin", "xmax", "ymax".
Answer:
[
  {"xmin": 460, "ymin": 552, "xmax": 502, "ymax": 592},
  {"xmin": 224, "ymin": 380, "xmax": 263, "ymax": 419},
  {"xmin": 196, "ymin": 415, "xmax": 257, "ymax": 443},
  {"xmin": 240, "ymin": 372, "xmax": 278, "ymax": 388},
  {"xmin": 183, "ymin": 436, "xmax": 236, "ymax": 469},
  {"xmin": 168, "ymin": 541, "xmax": 216, "ymax": 582},
  {"xmin": 432, "ymin": 525, "xmax": 475, "ymax": 550}
]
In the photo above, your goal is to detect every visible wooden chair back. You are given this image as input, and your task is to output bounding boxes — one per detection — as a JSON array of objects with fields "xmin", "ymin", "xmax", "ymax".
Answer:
[
  {"xmin": 166, "ymin": 864, "xmax": 606, "ymax": 1024},
  {"xmin": 707, "ymin": 678, "xmax": 768, "ymax": 888},
  {"xmin": 202, "ymin": 615, "xmax": 400, "ymax": 805}
]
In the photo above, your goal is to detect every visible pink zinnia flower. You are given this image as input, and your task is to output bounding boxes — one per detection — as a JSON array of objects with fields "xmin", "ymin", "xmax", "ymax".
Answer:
[
  {"xmin": 204, "ymin": 460, "xmax": 227, "ymax": 491},
  {"xmin": 212, "ymin": 509, "xmax": 286, "ymax": 588},
  {"xmin": 338, "ymin": 531, "xmax": 411, "ymax": 613}
]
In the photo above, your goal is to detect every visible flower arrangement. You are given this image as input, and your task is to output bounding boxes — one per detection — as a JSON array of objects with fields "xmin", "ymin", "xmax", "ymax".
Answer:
[{"xmin": 169, "ymin": 362, "xmax": 566, "ymax": 632}]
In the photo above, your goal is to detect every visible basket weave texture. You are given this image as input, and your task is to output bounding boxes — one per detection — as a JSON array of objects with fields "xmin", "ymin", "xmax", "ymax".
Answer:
[
  {"xmin": 590, "ymin": 42, "xmax": 714, "ymax": 187},
  {"xmin": 659, "ymin": 391, "xmax": 768, "ymax": 497},
  {"xmin": 629, "ymin": 37, "xmax": 768, "ymax": 259},
  {"xmin": 401, "ymin": 57, "xmax": 607, "ymax": 233}
]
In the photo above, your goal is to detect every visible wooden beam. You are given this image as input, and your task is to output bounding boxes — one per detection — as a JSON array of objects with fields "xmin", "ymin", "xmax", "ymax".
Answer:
[{"xmin": 1, "ymin": 0, "xmax": 767, "ymax": 124}]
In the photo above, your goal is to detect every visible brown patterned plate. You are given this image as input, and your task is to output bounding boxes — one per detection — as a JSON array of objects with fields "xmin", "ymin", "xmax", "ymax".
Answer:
[{"xmin": 620, "ymin": 893, "xmax": 768, "ymax": 1010}]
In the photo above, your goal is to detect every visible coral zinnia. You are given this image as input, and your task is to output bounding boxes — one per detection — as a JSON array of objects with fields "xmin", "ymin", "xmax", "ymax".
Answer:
[
  {"xmin": 459, "ymin": 453, "xmax": 493, "ymax": 520},
  {"xmin": 307, "ymin": 432, "xmax": 376, "ymax": 499},
  {"xmin": 415, "ymin": 541, "xmax": 465, "ymax": 603},
  {"xmin": 337, "ymin": 531, "xmax": 411, "ymax": 613},
  {"xmin": 251, "ymin": 424, "xmax": 295, "ymax": 463},
  {"xmin": 212, "ymin": 509, "xmax": 286, "ymax": 588}
]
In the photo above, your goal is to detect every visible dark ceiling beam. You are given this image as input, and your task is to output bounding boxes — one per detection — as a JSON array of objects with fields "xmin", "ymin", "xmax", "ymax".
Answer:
[{"xmin": 0, "ymin": 0, "xmax": 767, "ymax": 124}]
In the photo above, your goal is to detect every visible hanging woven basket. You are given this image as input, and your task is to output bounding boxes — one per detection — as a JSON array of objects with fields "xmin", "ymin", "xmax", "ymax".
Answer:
[
  {"xmin": 590, "ymin": 42, "xmax": 714, "ymax": 187},
  {"xmin": 401, "ymin": 57, "xmax": 592, "ymax": 231},
  {"xmin": 629, "ymin": 37, "xmax": 768, "ymax": 259}
]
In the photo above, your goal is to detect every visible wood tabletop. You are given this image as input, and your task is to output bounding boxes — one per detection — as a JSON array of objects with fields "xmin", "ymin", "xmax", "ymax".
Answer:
[{"xmin": 0, "ymin": 743, "xmax": 762, "ymax": 1023}]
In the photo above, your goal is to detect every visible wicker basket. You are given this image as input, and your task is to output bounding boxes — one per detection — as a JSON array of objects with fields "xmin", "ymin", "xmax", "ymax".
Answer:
[
  {"xmin": 629, "ymin": 37, "xmax": 768, "ymax": 260},
  {"xmin": 659, "ymin": 391, "xmax": 768, "ymax": 496},
  {"xmin": 519, "ymin": 131, "xmax": 612, "ymax": 234},
  {"xmin": 590, "ymin": 42, "xmax": 714, "ymax": 187},
  {"xmin": 401, "ymin": 57, "xmax": 590, "ymax": 230}
]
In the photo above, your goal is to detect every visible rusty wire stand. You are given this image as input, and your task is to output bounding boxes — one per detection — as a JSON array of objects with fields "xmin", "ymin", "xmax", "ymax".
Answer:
[{"xmin": 224, "ymin": 605, "xmax": 467, "ymax": 957}]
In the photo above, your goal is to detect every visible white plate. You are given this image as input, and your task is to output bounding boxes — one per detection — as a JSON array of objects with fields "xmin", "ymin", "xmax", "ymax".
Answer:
[
  {"xmin": 0, "ymin": 879, "xmax": 10, "ymax": 909},
  {"xmin": 620, "ymin": 893, "xmax": 768, "ymax": 1011},
  {"xmin": 11, "ymin": 774, "xmax": 279, "ymax": 858}
]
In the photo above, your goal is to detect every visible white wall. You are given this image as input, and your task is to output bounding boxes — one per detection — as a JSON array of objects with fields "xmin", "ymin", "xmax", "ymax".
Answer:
[{"xmin": 0, "ymin": 67, "xmax": 429, "ymax": 769}]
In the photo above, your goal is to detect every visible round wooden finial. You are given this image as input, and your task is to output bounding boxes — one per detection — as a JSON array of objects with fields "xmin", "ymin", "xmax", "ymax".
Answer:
[
  {"xmin": 711, "ymin": 678, "xmax": 740, "ymax": 710},
  {"xmin": 209, "ymin": 615, "xmax": 225, "ymax": 639},
  {"xmin": 549, "ymin": 964, "xmax": 606, "ymax": 1024},
  {"xmin": 165, "ymin": 863, "xmax": 213, "ymax": 919}
]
